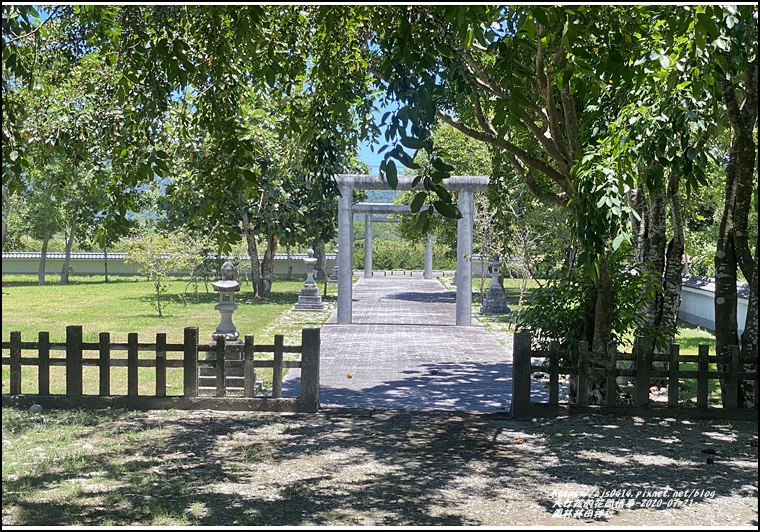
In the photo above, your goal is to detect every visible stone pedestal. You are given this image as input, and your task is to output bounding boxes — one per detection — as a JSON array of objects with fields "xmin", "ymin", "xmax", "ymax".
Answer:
[
  {"xmin": 481, "ymin": 253, "xmax": 511, "ymax": 314},
  {"xmin": 295, "ymin": 249, "xmax": 325, "ymax": 311},
  {"xmin": 212, "ymin": 301, "xmax": 239, "ymax": 341},
  {"xmin": 197, "ymin": 340, "xmax": 264, "ymax": 396}
]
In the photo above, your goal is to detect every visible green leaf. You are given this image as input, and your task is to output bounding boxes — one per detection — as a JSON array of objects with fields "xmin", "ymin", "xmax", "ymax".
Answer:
[
  {"xmin": 431, "ymin": 157, "xmax": 455, "ymax": 172},
  {"xmin": 532, "ymin": 7, "xmax": 549, "ymax": 27},
  {"xmin": 410, "ymin": 191, "xmax": 427, "ymax": 213},
  {"xmin": 392, "ymin": 146, "xmax": 420, "ymax": 169},
  {"xmin": 435, "ymin": 42, "xmax": 453, "ymax": 58},
  {"xmin": 385, "ymin": 160, "xmax": 398, "ymax": 190},
  {"xmin": 400, "ymin": 136, "xmax": 427, "ymax": 150},
  {"xmin": 433, "ymin": 200, "xmax": 461, "ymax": 219},
  {"xmin": 612, "ymin": 233, "xmax": 626, "ymax": 251},
  {"xmin": 434, "ymin": 184, "xmax": 452, "ymax": 204},
  {"xmin": 413, "ymin": 208, "xmax": 431, "ymax": 234}
]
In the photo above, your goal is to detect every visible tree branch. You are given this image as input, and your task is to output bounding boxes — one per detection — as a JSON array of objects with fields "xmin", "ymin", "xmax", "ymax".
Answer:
[
  {"xmin": 429, "ymin": 12, "xmax": 509, "ymax": 101},
  {"xmin": 437, "ymin": 110, "xmax": 572, "ymax": 195},
  {"xmin": 521, "ymin": 112, "xmax": 570, "ymax": 175},
  {"xmin": 5, "ymin": 7, "xmax": 61, "ymax": 44},
  {"xmin": 541, "ymin": 48, "xmax": 571, "ymax": 164},
  {"xmin": 560, "ymin": 84, "xmax": 580, "ymax": 160},
  {"xmin": 472, "ymin": 92, "xmax": 496, "ymax": 136},
  {"xmin": 501, "ymin": 150, "xmax": 565, "ymax": 206}
]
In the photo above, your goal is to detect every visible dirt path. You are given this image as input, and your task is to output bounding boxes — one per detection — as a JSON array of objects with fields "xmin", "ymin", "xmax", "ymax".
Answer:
[{"xmin": 3, "ymin": 408, "xmax": 756, "ymax": 526}]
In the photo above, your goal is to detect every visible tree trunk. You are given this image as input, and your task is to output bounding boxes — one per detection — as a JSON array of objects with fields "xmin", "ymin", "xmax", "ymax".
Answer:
[
  {"xmin": 660, "ymin": 170, "xmax": 685, "ymax": 336},
  {"xmin": 716, "ymin": 63, "xmax": 757, "ymax": 407},
  {"xmin": 155, "ymin": 282, "xmax": 163, "ymax": 318},
  {"xmin": 286, "ymin": 244, "xmax": 292, "ymax": 280},
  {"xmin": 1, "ymin": 184, "xmax": 8, "ymax": 249},
  {"xmin": 103, "ymin": 240, "xmax": 109, "ymax": 283},
  {"xmin": 628, "ymin": 183, "xmax": 647, "ymax": 264},
  {"xmin": 38, "ymin": 231, "xmax": 51, "ymax": 286},
  {"xmin": 629, "ymin": 172, "xmax": 685, "ymax": 347},
  {"xmin": 592, "ymin": 255, "xmax": 613, "ymax": 353},
  {"xmin": 60, "ymin": 220, "xmax": 77, "ymax": 285},
  {"xmin": 587, "ymin": 254, "xmax": 613, "ymax": 404},
  {"xmin": 643, "ymin": 190, "xmax": 667, "ymax": 327},
  {"xmin": 313, "ymin": 240, "xmax": 327, "ymax": 280},
  {"xmin": 740, "ymin": 227, "xmax": 758, "ymax": 407},
  {"xmin": 258, "ymin": 232, "xmax": 277, "ymax": 298},
  {"xmin": 241, "ymin": 209, "xmax": 261, "ymax": 297}
]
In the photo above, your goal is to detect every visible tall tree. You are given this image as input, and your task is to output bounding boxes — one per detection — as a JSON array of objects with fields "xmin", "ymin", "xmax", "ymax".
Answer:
[{"xmin": 705, "ymin": 6, "xmax": 758, "ymax": 406}]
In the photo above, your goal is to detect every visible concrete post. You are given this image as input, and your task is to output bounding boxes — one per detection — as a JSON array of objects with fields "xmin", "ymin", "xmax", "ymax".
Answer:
[
  {"xmin": 364, "ymin": 213, "xmax": 373, "ymax": 278},
  {"xmin": 337, "ymin": 185, "xmax": 353, "ymax": 324},
  {"xmin": 456, "ymin": 188, "xmax": 474, "ymax": 326},
  {"xmin": 424, "ymin": 233, "xmax": 433, "ymax": 279}
]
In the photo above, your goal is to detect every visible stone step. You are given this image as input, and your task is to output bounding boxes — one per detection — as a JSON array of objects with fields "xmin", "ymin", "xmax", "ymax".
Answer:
[
  {"xmin": 199, "ymin": 366, "xmax": 245, "ymax": 378},
  {"xmin": 198, "ymin": 380, "xmax": 263, "ymax": 397},
  {"xmin": 198, "ymin": 375, "xmax": 245, "ymax": 387}
]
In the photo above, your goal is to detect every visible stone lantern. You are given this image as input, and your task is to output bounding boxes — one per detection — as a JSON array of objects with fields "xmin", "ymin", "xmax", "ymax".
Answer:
[
  {"xmin": 294, "ymin": 249, "xmax": 325, "ymax": 310},
  {"xmin": 480, "ymin": 253, "xmax": 511, "ymax": 314},
  {"xmin": 211, "ymin": 261, "xmax": 241, "ymax": 341}
]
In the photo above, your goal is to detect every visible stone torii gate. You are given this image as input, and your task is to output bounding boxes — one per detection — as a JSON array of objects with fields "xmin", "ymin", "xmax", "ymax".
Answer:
[{"xmin": 335, "ymin": 174, "xmax": 489, "ymax": 326}]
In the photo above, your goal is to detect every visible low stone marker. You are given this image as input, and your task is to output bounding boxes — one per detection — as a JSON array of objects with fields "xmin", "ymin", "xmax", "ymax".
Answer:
[{"xmin": 294, "ymin": 249, "xmax": 325, "ymax": 311}]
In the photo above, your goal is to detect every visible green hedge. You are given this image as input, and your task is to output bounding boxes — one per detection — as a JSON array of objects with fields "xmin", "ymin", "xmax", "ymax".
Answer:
[{"xmin": 353, "ymin": 240, "xmax": 456, "ymax": 270}]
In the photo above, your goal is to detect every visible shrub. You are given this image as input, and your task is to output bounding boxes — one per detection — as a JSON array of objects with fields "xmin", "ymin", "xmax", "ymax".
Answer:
[{"xmin": 353, "ymin": 240, "xmax": 456, "ymax": 270}]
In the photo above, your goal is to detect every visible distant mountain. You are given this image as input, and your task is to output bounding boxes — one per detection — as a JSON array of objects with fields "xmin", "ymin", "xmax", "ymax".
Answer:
[{"xmin": 364, "ymin": 190, "xmax": 400, "ymax": 203}]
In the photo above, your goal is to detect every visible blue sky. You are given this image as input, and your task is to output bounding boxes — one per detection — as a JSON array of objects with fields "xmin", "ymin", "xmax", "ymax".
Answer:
[
  {"xmin": 359, "ymin": 141, "xmax": 383, "ymax": 174},
  {"xmin": 358, "ymin": 98, "xmax": 406, "ymax": 175}
]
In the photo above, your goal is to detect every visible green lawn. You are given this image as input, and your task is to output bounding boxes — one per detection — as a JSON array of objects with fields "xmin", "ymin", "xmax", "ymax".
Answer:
[{"xmin": 2, "ymin": 274, "xmax": 336, "ymax": 395}]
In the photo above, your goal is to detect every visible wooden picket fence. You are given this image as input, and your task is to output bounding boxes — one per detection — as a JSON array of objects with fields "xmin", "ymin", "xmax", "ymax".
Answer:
[
  {"xmin": 2, "ymin": 326, "xmax": 320, "ymax": 413},
  {"xmin": 511, "ymin": 331, "xmax": 757, "ymax": 420}
]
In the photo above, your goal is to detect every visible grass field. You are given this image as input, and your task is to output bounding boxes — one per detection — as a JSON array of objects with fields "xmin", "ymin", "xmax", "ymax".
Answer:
[{"xmin": 2, "ymin": 274, "xmax": 336, "ymax": 395}]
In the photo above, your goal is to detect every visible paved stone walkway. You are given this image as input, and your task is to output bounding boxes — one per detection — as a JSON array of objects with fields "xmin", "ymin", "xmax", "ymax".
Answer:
[{"xmin": 284, "ymin": 277, "xmax": 517, "ymax": 412}]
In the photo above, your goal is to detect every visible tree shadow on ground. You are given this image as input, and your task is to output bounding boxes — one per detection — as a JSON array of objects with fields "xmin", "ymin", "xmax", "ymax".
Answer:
[
  {"xmin": 381, "ymin": 291, "xmax": 456, "ymax": 304},
  {"xmin": 123, "ymin": 290, "xmax": 301, "ymax": 308},
  {"xmin": 2, "ymin": 406, "xmax": 756, "ymax": 526}
]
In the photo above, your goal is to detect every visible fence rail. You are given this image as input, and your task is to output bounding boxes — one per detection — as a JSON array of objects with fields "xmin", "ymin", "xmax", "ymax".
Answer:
[
  {"xmin": 2, "ymin": 326, "xmax": 320, "ymax": 413},
  {"xmin": 511, "ymin": 331, "xmax": 757, "ymax": 420}
]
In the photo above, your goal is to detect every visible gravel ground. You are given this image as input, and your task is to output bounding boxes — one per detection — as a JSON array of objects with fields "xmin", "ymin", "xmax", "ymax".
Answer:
[{"xmin": 3, "ymin": 407, "xmax": 756, "ymax": 526}]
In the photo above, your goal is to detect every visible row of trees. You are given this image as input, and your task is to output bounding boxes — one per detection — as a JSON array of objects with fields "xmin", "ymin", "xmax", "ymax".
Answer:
[
  {"xmin": 2, "ymin": 6, "xmax": 368, "ymax": 295},
  {"xmin": 3, "ymin": 6, "xmax": 756, "ymax": 405}
]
